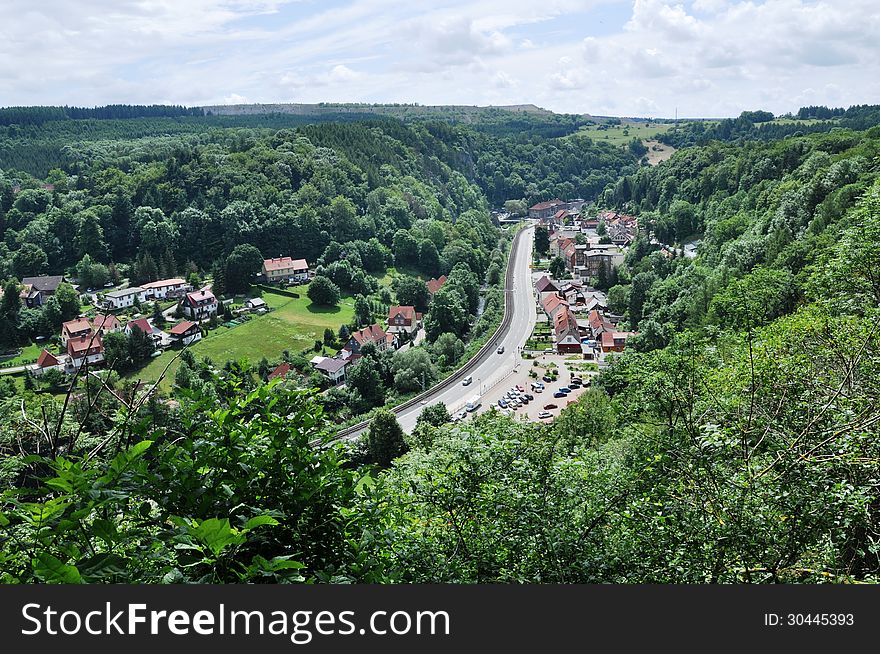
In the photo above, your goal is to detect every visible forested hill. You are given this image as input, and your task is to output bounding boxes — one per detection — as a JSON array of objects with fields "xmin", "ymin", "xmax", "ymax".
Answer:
[{"xmin": 0, "ymin": 104, "xmax": 203, "ymax": 127}]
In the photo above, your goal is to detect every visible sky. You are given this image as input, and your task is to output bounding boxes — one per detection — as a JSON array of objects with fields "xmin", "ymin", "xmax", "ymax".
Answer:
[{"xmin": 1, "ymin": 0, "xmax": 878, "ymax": 118}]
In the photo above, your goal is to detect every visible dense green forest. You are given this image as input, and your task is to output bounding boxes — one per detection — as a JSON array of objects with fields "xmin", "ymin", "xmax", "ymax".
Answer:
[{"xmin": 1, "ymin": 105, "xmax": 878, "ymax": 584}]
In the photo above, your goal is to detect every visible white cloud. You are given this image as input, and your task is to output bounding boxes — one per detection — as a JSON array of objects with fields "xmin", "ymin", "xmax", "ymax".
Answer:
[{"xmin": 0, "ymin": 0, "xmax": 877, "ymax": 117}]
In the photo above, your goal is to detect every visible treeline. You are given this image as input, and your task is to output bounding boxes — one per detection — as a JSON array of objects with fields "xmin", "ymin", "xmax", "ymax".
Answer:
[
  {"xmin": 662, "ymin": 105, "xmax": 880, "ymax": 148},
  {"xmin": 0, "ymin": 104, "xmax": 203, "ymax": 127}
]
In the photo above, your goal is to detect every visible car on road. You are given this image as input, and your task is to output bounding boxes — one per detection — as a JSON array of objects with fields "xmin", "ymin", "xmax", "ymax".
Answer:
[
  {"xmin": 497, "ymin": 345, "xmax": 505, "ymax": 354},
  {"xmin": 537, "ymin": 411, "xmax": 552, "ymax": 419},
  {"xmin": 462, "ymin": 376, "xmax": 473, "ymax": 386},
  {"xmin": 543, "ymin": 403, "xmax": 558, "ymax": 410},
  {"xmin": 553, "ymin": 391, "xmax": 566, "ymax": 398}
]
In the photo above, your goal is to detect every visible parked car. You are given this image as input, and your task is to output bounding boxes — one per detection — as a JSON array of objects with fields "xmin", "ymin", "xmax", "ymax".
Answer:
[
  {"xmin": 524, "ymin": 393, "xmax": 534, "ymax": 400},
  {"xmin": 542, "ymin": 375, "xmax": 553, "ymax": 382},
  {"xmin": 534, "ymin": 387, "xmax": 543, "ymax": 393},
  {"xmin": 538, "ymin": 411, "xmax": 552, "ymax": 419},
  {"xmin": 571, "ymin": 377, "xmax": 583, "ymax": 385},
  {"xmin": 498, "ymin": 399, "xmax": 508, "ymax": 408},
  {"xmin": 520, "ymin": 396, "xmax": 529, "ymax": 405},
  {"xmin": 516, "ymin": 384, "xmax": 525, "ymax": 392},
  {"xmin": 553, "ymin": 391, "xmax": 566, "ymax": 398},
  {"xmin": 462, "ymin": 376, "xmax": 473, "ymax": 386},
  {"xmin": 558, "ymin": 387, "xmax": 571, "ymax": 394},
  {"xmin": 543, "ymin": 403, "xmax": 558, "ymax": 410},
  {"xmin": 569, "ymin": 382, "xmax": 581, "ymax": 389},
  {"xmin": 497, "ymin": 345, "xmax": 505, "ymax": 354}
]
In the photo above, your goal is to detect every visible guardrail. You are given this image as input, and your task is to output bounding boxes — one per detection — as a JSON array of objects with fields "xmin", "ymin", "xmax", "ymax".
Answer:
[{"xmin": 332, "ymin": 225, "xmax": 528, "ymax": 441}]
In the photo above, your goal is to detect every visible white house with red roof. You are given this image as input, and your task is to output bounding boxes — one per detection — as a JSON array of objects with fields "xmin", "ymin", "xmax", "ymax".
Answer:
[
  {"xmin": 28, "ymin": 349, "xmax": 67, "ymax": 376},
  {"xmin": 66, "ymin": 333, "xmax": 105, "ymax": 370},
  {"xmin": 262, "ymin": 257, "xmax": 309, "ymax": 284},
  {"xmin": 344, "ymin": 323, "xmax": 395, "ymax": 357},
  {"xmin": 61, "ymin": 318, "xmax": 93, "ymax": 346},
  {"xmin": 387, "ymin": 305, "xmax": 421, "ymax": 335},
  {"xmin": 168, "ymin": 320, "xmax": 202, "ymax": 346},
  {"xmin": 179, "ymin": 288, "xmax": 218, "ymax": 320}
]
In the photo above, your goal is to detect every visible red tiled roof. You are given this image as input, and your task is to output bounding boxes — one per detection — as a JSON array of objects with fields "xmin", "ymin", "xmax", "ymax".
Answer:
[
  {"xmin": 426, "ymin": 275, "xmax": 447, "ymax": 295},
  {"xmin": 268, "ymin": 362, "xmax": 292, "ymax": 380},
  {"xmin": 126, "ymin": 318, "xmax": 152, "ymax": 334},
  {"xmin": 535, "ymin": 276, "xmax": 558, "ymax": 293},
  {"xmin": 63, "ymin": 318, "xmax": 92, "ymax": 335},
  {"xmin": 530, "ymin": 199, "xmax": 563, "ymax": 211},
  {"xmin": 169, "ymin": 320, "xmax": 199, "ymax": 336},
  {"xmin": 67, "ymin": 333, "xmax": 104, "ymax": 357},
  {"xmin": 185, "ymin": 289, "xmax": 216, "ymax": 304},
  {"xmin": 388, "ymin": 305, "xmax": 416, "ymax": 322},
  {"xmin": 36, "ymin": 349, "xmax": 60, "ymax": 368},
  {"xmin": 263, "ymin": 257, "xmax": 308, "ymax": 272},
  {"xmin": 542, "ymin": 294, "xmax": 569, "ymax": 315},
  {"xmin": 91, "ymin": 314, "xmax": 120, "ymax": 331},
  {"xmin": 351, "ymin": 323, "xmax": 388, "ymax": 346}
]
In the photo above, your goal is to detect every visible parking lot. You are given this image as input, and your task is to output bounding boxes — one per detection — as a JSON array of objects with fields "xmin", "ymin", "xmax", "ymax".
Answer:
[{"xmin": 453, "ymin": 352, "xmax": 598, "ymax": 425}]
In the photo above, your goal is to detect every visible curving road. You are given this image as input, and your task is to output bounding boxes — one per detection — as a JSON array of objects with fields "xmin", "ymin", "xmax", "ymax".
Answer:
[{"xmin": 337, "ymin": 224, "xmax": 535, "ymax": 439}]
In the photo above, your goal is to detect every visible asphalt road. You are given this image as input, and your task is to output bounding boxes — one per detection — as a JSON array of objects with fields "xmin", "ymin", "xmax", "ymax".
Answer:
[{"xmin": 339, "ymin": 224, "xmax": 535, "ymax": 438}]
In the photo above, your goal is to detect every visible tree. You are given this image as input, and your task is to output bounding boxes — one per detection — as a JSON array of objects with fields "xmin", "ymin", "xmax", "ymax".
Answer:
[
  {"xmin": 554, "ymin": 388, "xmax": 617, "ymax": 450},
  {"xmin": 392, "ymin": 276, "xmax": 429, "ymax": 312},
  {"xmin": 392, "ymin": 347, "xmax": 436, "ymax": 393},
  {"xmin": 366, "ymin": 409, "xmax": 409, "ymax": 466},
  {"xmin": 225, "ymin": 244, "xmax": 262, "ymax": 294},
  {"xmin": 74, "ymin": 209, "xmax": 108, "ymax": 260},
  {"xmin": 549, "ymin": 256, "xmax": 567, "ymax": 279},
  {"xmin": 12, "ymin": 243, "xmax": 48, "ymax": 278},
  {"xmin": 75, "ymin": 254, "xmax": 109, "ymax": 289},
  {"xmin": 392, "ymin": 230, "xmax": 419, "ymax": 267},
  {"xmin": 418, "ymin": 239, "xmax": 442, "ymax": 277},
  {"xmin": 628, "ymin": 271, "xmax": 657, "ymax": 330},
  {"xmin": 54, "ymin": 283, "xmax": 81, "ymax": 322},
  {"xmin": 535, "ymin": 226, "xmax": 550, "ymax": 254},
  {"xmin": 424, "ymin": 287, "xmax": 468, "ymax": 341},
  {"xmin": 128, "ymin": 324, "xmax": 155, "ymax": 366},
  {"xmin": 323, "ymin": 328, "xmax": 336, "ymax": 346},
  {"xmin": 607, "ymin": 284, "xmax": 630, "ymax": 315},
  {"xmin": 347, "ymin": 356, "xmax": 385, "ymax": 408},
  {"xmin": 417, "ymin": 403, "xmax": 450, "ymax": 427},
  {"xmin": 354, "ymin": 294, "xmax": 372, "ymax": 326},
  {"xmin": 152, "ymin": 302, "xmax": 166, "ymax": 328},
  {"xmin": 432, "ymin": 332, "xmax": 464, "ymax": 367},
  {"xmin": 307, "ymin": 275, "xmax": 341, "ymax": 307},
  {"xmin": 1, "ymin": 278, "xmax": 21, "ymax": 315},
  {"xmin": 103, "ymin": 331, "xmax": 129, "ymax": 369}
]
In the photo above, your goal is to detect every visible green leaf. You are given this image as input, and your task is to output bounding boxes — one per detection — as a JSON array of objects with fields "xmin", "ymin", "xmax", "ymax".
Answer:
[
  {"xmin": 77, "ymin": 553, "xmax": 127, "ymax": 581},
  {"xmin": 190, "ymin": 518, "xmax": 245, "ymax": 556},
  {"xmin": 33, "ymin": 553, "xmax": 82, "ymax": 584},
  {"xmin": 243, "ymin": 515, "xmax": 279, "ymax": 531}
]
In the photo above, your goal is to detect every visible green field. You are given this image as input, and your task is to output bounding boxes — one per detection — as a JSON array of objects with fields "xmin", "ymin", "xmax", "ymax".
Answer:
[
  {"xmin": 0, "ymin": 342, "xmax": 47, "ymax": 368},
  {"xmin": 129, "ymin": 287, "xmax": 354, "ymax": 391},
  {"xmin": 576, "ymin": 121, "xmax": 672, "ymax": 146}
]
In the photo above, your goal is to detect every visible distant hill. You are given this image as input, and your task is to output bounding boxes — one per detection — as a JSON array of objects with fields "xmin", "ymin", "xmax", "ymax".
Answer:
[{"xmin": 200, "ymin": 102, "xmax": 560, "ymax": 122}]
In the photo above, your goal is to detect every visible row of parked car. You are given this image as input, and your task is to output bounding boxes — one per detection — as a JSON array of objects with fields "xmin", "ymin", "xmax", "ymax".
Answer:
[{"xmin": 497, "ymin": 384, "xmax": 534, "ymax": 411}]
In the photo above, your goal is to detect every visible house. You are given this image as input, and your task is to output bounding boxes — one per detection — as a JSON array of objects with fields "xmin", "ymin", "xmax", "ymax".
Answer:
[
  {"xmin": 426, "ymin": 275, "xmax": 447, "ymax": 296},
  {"xmin": 125, "ymin": 317, "xmax": 153, "ymax": 337},
  {"xmin": 599, "ymin": 212, "xmax": 639, "ymax": 247},
  {"xmin": 262, "ymin": 257, "xmax": 309, "ymax": 284},
  {"xmin": 387, "ymin": 305, "xmax": 421, "ymax": 335},
  {"xmin": 29, "ymin": 349, "xmax": 66, "ymax": 376},
  {"xmin": 588, "ymin": 309, "xmax": 616, "ymax": 339},
  {"xmin": 529, "ymin": 199, "xmax": 565, "ymax": 220},
  {"xmin": 61, "ymin": 318, "xmax": 93, "ymax": 346},
  {"xmin": 141, "ymin": 278, "xmax": 191, "ymax": 300},
  {"xmin": 601, "ymin": 331, "xmax": 637, "ymax": 353},
  {"xmin": 66, "ymin": 333, "xmax": 105, "ymax": 370},
  {"xmin": 180, "ymin": 288, "xmax": 218, "ymax": 320},
  {"xmin": 344, "ymin": 323, "xmax": 392, "ymax": 357},
  {"xmin": 103, "ymin": 286, "xmax": 147, "ymax": 310},
  {"xmin": 312, "ymin": 356, "xmax": 348, "ymax": 384},
  {"xmin": 560, "ymin": 282, "xmax": 584, "ymax": 306},
  {"xmin": 245, "ymin": 297, "xmax": 267, "ymax": 310},
  {"xmin": 542, "ymin": 294, "xmax": 570, "ymax": 320},
  {"xmin": 552, "ymin": 209, "xmax": 569, "ymax": 225},
  {"xmin": 20, "ymin": 275, "xmax": 65, "ymax": 308},
  {"xmin": 168, "ymin": 320, "xmax": 202, "ymax": 346},
  {"xmin": 268, "ymin": 362, "xmax": 293, "ymax": 381},
  {"xmin": 90, "ymin": 313, "xmax": 121, "ymax": 336},
  {"xmin": 535, "ymin": 276, "xmax": 559, "ymax": 303},
  {"xmin": 553, "ymin": 307, "xmax": 582, "ymax": 354}
]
